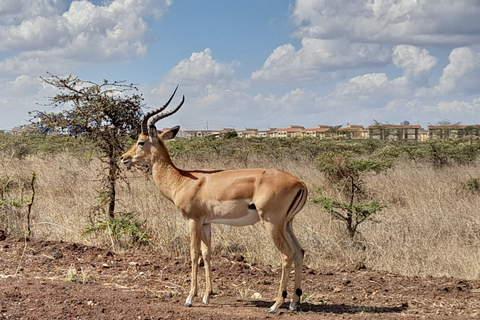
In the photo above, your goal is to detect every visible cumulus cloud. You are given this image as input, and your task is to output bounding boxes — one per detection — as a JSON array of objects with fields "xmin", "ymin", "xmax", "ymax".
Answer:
[
  {"xmin": 3, "ymin": 0, "xmax": 480, "ymax": 130},
  {"xmin": 254, "ymin": 88, "xmax": 320, "ymax": 116},
  {"xmin": 0, "ymin": 0, "xmax": 171, "ymax": 74},
  {"xmin": 433, "ymin": 46, "xmax": 480, "ymax": 95},
  {"xmin": 334, "ymin": 73, "xmax": 392, "ymax": 97},
  {"xmin": 292, "ymin": 0, "xmax": 480, "ymax": 46},
  {"xmin": 146, "ymin": 49, "xmax": 327, "ymax": 128},
  {"xmin": 252, "ymin": 0, "xmax": 480, "ymax": 84},
  {"xmin": 352, "ymin": 97, "xmax": 479, "ymax": 126},
  {"xmin": 323, "ymin": 44, "xmax": 437, "ymax": 105},
  {"xmin": 166, "ymin": 48, "xmax": 239, "ymax": 85},
  {"xmin": 428, "ymin": 100, "xmax": 479, "ymax": 114},
  {"xmin": 0, "ymin": 75, "xmax": 54, "ymax": 129},
  {"xmin": 392, "ymin": 45, "xmax": 437, "ymax": 77},
  {"xmin": 145, "ymin": 49, "xmax": 245, "ymax": 126},
  {"xmin": 0, "ymin": 0, "xmax": 66, "ymax": 25},
  {"xmin": 251, "ymin": 39, "xmax": 390, "ymax": 81}
]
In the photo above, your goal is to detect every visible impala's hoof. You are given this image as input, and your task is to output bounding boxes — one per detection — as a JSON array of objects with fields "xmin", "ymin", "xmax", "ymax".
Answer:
[
  {"xmin": 184, "ymin": 297, "xmax": 193, "ymax": 307},
  {"xmin": 267, "ymin": 307, "xmax": 278, "ymax": 314}
]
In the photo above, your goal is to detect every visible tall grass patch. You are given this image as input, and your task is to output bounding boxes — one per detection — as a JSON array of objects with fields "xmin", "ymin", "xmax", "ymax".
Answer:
[{"xmin": 2, "ymin": 134, "xmax": 480, "ymax": 279}]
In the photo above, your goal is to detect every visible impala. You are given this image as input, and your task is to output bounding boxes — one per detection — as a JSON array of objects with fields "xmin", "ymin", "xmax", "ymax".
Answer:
[{"xmin": 120, "ymin": 88, "xmax": 308, "ymax": 313}]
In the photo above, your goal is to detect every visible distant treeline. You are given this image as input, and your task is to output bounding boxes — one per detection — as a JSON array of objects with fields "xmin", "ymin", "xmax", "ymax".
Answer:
[{"xmin": 2, "ymin": 133, "xmax": 480, "ymax": 168}]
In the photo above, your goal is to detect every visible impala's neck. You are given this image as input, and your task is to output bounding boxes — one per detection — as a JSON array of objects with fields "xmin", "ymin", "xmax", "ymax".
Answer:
[{"xmin": 150, "ymin": 143, "xmax": 184, "ymax": 203}]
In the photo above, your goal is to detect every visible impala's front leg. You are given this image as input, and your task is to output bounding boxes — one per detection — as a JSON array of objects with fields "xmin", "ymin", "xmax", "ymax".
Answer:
[
  {"xmin": 185, "ymin": 219, "xmax": 202, "ymax": 307},
  {"xmin": 201, "ymin": 224, "xmax": 212, "ymax": 304}
]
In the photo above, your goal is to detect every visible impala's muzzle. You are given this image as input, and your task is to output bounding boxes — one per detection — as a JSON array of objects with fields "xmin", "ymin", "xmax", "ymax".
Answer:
[{"xmin": 120, "ymin": 156, "xmax": 132, "ymax": 169}]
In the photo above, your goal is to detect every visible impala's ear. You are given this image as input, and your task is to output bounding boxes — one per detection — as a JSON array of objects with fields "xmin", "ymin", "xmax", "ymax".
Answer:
[
  {"xmin": 148, "ymin": 125, "xmax": 159, "ymax": 142},
  {"xmin": 160, "ymin": 125, "xmax": 180, "ymax": 141}
]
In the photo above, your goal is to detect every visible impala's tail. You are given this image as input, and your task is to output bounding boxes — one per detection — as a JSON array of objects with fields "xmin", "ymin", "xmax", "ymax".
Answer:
[
  {"xmin": 284, "ymin": 185, "xmax": 307, "ymax": 311},
  {"xmin": 286, "ymin": 186, "xmax": 308, "ymax": 222}
]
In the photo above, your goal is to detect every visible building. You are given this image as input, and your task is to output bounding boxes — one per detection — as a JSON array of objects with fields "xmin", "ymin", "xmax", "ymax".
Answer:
[
  {"xmin": 419, "ymin": 129, "xmax": 429, "ymax": 142},
  {"xmin": 338, "ymin": 125, "xmax": 368, "ymax": 139},
  {"xmin": 172, "ymin": 123, "xmax": 480, "ymax": 141},
  {"xmin": 368, "ymin": 124, "xmax": 421, "ymax": 141},
  {"xmin": 428, "ymin": 125, "xmax": 480, "ymax": 139},
  {"xmin": 269, "ymin": 126, "xmax": 305, "ymax": 138},
  {"xmin": 302, "ymin": 126, "xmax": 332, "ymax": 138},
  {"xmin": 237, "ymin": 128, "xmax": 261, "ymax": 138}
]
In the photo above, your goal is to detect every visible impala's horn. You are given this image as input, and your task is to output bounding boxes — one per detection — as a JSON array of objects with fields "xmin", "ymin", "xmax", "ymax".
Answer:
[
  {"xmin": 141, "ymin": 85, "xmax": 184, "ymax": 135},
  {"xmin": 149, "ymin": 95, "xmax": 185, "ymax": 128}
]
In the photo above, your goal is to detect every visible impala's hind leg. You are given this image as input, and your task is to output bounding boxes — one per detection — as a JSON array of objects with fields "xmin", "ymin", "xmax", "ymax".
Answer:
[
  {"xmin": 263, "ymin": 220, "xmax": 295, "ymax": 314},
  {"xmin": 201, "ymin": 224, "xmax": 213, "ymax": 304},
  {"xmin": 286, "ymin": 220, "xmax": 304, "ymax": 311}
]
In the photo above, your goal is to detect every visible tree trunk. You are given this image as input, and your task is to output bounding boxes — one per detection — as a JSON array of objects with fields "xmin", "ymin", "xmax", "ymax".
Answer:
[{"xmin": 107, "ymin": 155, "xmax": 117, "ymax": 218}]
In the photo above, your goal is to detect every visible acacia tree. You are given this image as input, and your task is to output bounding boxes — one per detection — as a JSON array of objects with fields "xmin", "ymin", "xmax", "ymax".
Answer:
[
  {"xmin": 31, "ymin": 74, "xmax": 143, "ymax": 218},
  {"xmin": 312, "ymin": 151, "xmax": 392, "ymax": 240}
]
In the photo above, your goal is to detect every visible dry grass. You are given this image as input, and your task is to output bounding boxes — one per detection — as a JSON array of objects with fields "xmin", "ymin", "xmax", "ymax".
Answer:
[
  {"xmin": 363, "ymin": 162, "xmax": 480, "ymax": 279},
  {"xmin": 2, "ymin": 146, "xmax": 480, "ymax": 280}
]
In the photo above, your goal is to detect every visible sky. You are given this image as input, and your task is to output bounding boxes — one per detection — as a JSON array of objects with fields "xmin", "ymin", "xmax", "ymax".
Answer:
[{"xmin": 1, "ymin": 0, "xmax": 480, "ymax": 131}]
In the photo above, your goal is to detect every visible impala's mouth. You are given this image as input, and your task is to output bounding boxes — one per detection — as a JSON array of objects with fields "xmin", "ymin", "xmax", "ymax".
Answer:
[{"xmin": 121, "ymin": 159, "xmax": 132, "ymax": 169}]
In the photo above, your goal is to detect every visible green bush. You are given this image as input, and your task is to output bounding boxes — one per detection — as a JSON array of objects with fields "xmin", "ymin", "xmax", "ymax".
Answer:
[
  {"xmin": 312, "ymin": 195, "xmax": 384, "ymax": 239},
  {"xmin": 461, "ymin": 177, "xmax": 480, "ymax": 193},
  {"xmin": 313, "ymin": 151, "xmax": 391, "ymax": 240},
  {"xmin": 84, "ymin": 213, "xmax": 149, "ymax": 248}
]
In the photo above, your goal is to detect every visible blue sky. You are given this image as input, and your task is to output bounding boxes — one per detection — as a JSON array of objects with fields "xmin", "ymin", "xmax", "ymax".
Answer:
[{"xmin": 1, "ymin": 0, "xmax": 480, "ymax": 131}]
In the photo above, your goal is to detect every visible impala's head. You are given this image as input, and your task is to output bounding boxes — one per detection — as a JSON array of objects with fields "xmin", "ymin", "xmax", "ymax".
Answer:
[{"xmin": 121, "ymin": 87, "xmax": 184, "ymax": 169}]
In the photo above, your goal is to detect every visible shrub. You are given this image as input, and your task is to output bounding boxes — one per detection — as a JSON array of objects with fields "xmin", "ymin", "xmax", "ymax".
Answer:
[
  {"xmin": 84, "ymin": 213, "xmax": 149, "ymax": 249},
  {"xmin": 312, "ymin": 195, "xmax": 384, "ymax": 239},
  {"xmin": 313, "ymin": 151, "xmax": 392, "ymax": 240},
  {"xmin": 460, "ymin": 177, "xmax": 480, "ymax": 193}
]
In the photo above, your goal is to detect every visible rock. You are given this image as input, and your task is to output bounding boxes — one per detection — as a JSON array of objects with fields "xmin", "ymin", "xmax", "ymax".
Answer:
[{"xmin": 251, "ymin": 292, "xmax": 262, "ymax": 299}]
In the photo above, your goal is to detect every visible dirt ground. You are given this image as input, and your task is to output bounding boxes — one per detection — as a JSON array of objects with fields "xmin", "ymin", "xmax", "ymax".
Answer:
[{"xmin": 1, "ymin": 233, "xmax": 480, "ymax": 319}]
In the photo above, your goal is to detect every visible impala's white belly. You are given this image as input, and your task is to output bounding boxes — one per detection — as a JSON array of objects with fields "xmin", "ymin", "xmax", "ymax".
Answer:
[{"xmin": 204, "ymin": 200, "xmax": 260, "ymax": 226}]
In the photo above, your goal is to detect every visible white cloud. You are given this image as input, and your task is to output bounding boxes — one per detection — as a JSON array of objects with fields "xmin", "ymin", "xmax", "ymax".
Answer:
[
  {"xmin": 145, "ymin": 49, "xmax": 246, "ymax": 127},
  {"xmin": 392, "ymin": 45, "xmax": 437, "ymax": 77},
  {"xmin": 423, "ymin": 99, "xmax": 480, "ymax": 116},
  {"xmin": 149, "ymin": 41, "xmax": 480, "ymax": 131},
  {"xmin": 335, "ymin": 73, "xmax": 392, "ymax": 97},
  {"xmin": 254, "ymin": 88, "xmax": 320, "ymax": 116},
  {"xmin": 318, "ymin": 73, "xmax": 410, "ymax": 124},
  {"xmin": 0, "ymin": 0, "xmax": 171, "ymax": 74},
  {"xmin": 323, "ymin": 45, "xmax": 437, "ymax": 104},
  {"xmin": 166, "ymin": 48, "xmax": 239, "ymax": 85},
  {"xmin": 433, "ymin": 46, "xmax": 480, "ymax": 95},
  {"xmin": 255, "ymin": 0, "xmax": 479, "ymax": 84},
  {"xmin": 0, "ymin": 75, "xmax": 54, "ymax": 129},
  {"xmin": 251, "ymin": 39, "xmax": 391, "ymax": 81},
  {"xmin": 147, "ymin": 49, "xmax": 329, "ymax": 129},
  {"xmin": 3, "ymin": 0, "xmax": 480, "ymax": 131},
  {"xmin": 292, "ymin": 0, "xmax": 480, "ymax": 47},
  {"xmin": 255, "ymin": 0, "xmax": 480, "ymax": 86},
  {"xmin": 0, "ymin": 0, "xmax": 66, "ymax": 25}
]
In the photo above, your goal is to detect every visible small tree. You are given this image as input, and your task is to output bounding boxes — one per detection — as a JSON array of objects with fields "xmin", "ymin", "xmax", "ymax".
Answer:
[
  {"xmin": 31, "ymin": 74, "xmax": 143, "ymax": 218},
  {"xmin": 223, "ymin": 130, "xmax": 238, "ymax": 139},
  {"xmin": 312, "ymin": 151, "xmax": 391, "ymax": 240}
]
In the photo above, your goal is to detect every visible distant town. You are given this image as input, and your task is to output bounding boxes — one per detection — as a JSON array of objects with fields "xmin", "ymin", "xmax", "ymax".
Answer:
[
  {"xmin": 3, "ymin": 123, "xmax": 480, "ymax": 141},
  {"xmin": 175, "ymin": 123, "xmax": 480, "ymax": 141}
]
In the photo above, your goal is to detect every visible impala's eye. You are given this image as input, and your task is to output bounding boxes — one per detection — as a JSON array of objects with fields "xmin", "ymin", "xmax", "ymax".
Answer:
[{"xmin": 137, "ymin": 141, "xmax": 145, "ymax": 146}]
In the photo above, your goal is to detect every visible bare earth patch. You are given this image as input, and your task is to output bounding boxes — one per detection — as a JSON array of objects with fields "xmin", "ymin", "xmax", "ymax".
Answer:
[{"xmin": 1, "ymin": 234, "xmax": 479, "ymax": 319}]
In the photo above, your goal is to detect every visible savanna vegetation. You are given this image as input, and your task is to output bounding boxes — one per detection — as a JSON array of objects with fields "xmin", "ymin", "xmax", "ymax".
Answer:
[{"xmin": 2, "ymin": 133, "xmax": 480, "ymax": 280}]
